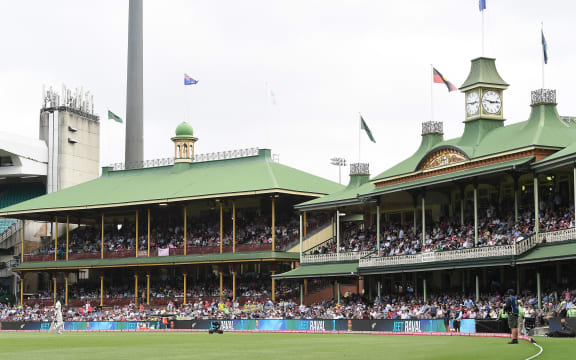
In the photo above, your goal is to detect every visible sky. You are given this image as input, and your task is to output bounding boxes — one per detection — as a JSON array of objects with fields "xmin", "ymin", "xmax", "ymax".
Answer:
[{"xmin": 1, "ymin": 0, "xmax": 575, "ymax": 184}]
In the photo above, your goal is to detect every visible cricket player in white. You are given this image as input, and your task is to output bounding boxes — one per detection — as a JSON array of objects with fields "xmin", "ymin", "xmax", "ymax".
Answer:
[{"xmin": 54, "ymin": 300, "xmax": 64, "ymax": 334}]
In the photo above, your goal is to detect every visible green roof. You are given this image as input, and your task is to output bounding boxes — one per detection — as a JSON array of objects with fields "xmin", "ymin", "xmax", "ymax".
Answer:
[
  {"xmin": 15, "ymin": 251, "xmax": 299, "ymax": 271},
  {"xmin": 273, "ymin": 262, "xmax": 359, "ymax": 279},
  {"xmin": 516, "ymin": 241, "xmax": 576, "ymax": 264},
  {"xmin": 534, "ymin": 141, "xmax": 576, "ymax": 169},
  {"xmin": 372, "ymin": 103, "xmax": 576, "ymax": 182},
  {"xmin": 0, "ymin": 149, "xmax": 343, "ymax": 216},
  {"xmin": 296, "ymin": 173, "xmax": 374, "ymax": 210},
  {"xmin": 460, "ymin": 57, "xmax": 508, "ymax": 90}
]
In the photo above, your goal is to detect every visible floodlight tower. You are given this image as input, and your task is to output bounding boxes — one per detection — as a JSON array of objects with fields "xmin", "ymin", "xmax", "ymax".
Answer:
[
  {"xmin": 125, "ymin": 0, "xmax": 144, "ymax": 164},
  {"xmin": 330, "ymin": 157, "xmax": 346, "ymax": 184}
]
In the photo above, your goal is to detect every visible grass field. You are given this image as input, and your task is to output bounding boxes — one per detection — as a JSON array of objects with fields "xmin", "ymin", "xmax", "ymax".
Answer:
[{"xmin": 0, "ymin": 332, "xmax": 574, "ymax": 360}]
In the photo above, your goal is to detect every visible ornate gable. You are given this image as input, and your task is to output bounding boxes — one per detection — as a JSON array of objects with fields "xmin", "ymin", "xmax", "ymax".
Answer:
[{"xmin": 420, "ymin": 148, "xmax": 468, "ymax": 170}]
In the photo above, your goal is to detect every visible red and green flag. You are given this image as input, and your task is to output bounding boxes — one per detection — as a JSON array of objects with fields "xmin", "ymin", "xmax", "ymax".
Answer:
[{"xmin": 433, "ymin": 68, "xmax": 457, "ymax": 92}]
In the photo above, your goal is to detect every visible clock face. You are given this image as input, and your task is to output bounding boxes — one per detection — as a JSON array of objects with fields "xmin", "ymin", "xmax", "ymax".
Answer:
[
  {"xmin": 466, "ymin": 91, "xmax": 480, "ymax": 115},
  {"xmin": 482, "ymin": 90, "xmax": 502, "ymax": 114}
]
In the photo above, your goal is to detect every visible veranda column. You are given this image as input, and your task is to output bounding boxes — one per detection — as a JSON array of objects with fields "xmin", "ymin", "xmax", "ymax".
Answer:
[
  {"xmin": 376, "ymin": 204, "xmax": 381, "ymax": 256},
  {"xmin": 474, "ymin": 184, "xmax": 478, "ymax": 245},
  {"xmin": 377, "ymin": 280, "xmax": 381, "ymax": 298},
  {"xmin": 147, "ymin": 208, "xmax": 151, "ymax": 257},
  {"xmin": 336, "ymin": 210, "xmax": 340, "ymax": 261},
  {"xmin": 299, "ymin": 213, "xmax": 303, "ymax": 260},
  {"xmin": 20, "ymin": 276, "xmax": 24, "ymax": 305},
  {"xmin": 183, "ymin": 205, "xmax": 187, "ymax": 256},
  {"xmin": 100, "ymin": 273, "xmax": 104, "ymax": 306},
  {"xmin": 421, "ymin": 196, "xmax": 426, "ymax": 245},
  {"xmin": 65, "ymin": 216, "xmax": 69, "ymax": 261},
  {"xmin": 183, "ymin": 273, "xmax": 187, "ymax": 305},
  {"xmin": 219, "ymin": 269, "xmax": 223, "ymax": 300},
  {"xmin": 423, "ymin": 278, "xmax": 427, "ymax": 303},
  {"xmin": 513, "ymin": 175, "xmax": 519, "ymax": 224},
  {"xmin": 101, "ymin": 214, "xmax": 105, "ymax": 259},
  {"xmin": 134, "ymin": 273, "xmax": 139, "ymax": 306},
  {"xmin": 534, "ymin": 174, "xmax": 540, "ymax": 239},
  {"xmin": 146, "ymin": 273, "xmax": 150, "ymax": 305},
  {"xmin": 21, "ymin": 219, "xmax": 25, "ymax": 263},
  {"xmin": 537, "ymin": 271, "xmax": 541, "ymax": 309},
  {"xmin": 54, "ymin": 216, "xmax": 58, "ymax": 261},
  {"xmin": 65, "ymin": 274, "xmax": 69, "ymax": 306},
  {"xmin": 53, "ymin": 275, "xmax": 57, "ymax": 303},
  {"xmin": 413, "ymin": 196, "xmax": 417, "ymax": 233},
  {"xmin": 303, "ymin": 211, "xmax": 307, "ymax": 237},
  {"xmin": 460, "ymin": 186, "xmax": 465, "ymax": 225},
  {"xmin": 300, "ymin": 283, "xmax": 304, "ymax": 305},
  {"xmin": 271, "ymin": 196, "xmax": 276, "ymax": 251},
  {"xmin": 475, "ymin": 274, "xmax": 479, "ymax": 303},
  {"xmin": 337, "ymin": 281, "xmax": 340, "ymax": 303},
  {"xmin": 219, "ymin": 201, "xmax": 223, "ymax": 254},
  {"xmin": 304, "ymin": 279, "xmax": 308, "ymax": 296},
  {"xmin": 232, "ymin": 200, "xmax": 236, "ymax": 253},
  {"xmin": 232, "ymin": 269, "xmax": 236, "ymax": 301},
  {"xmin": 135, "ymin": 210, "xmax": 139, "ymax": 257},
  {"xmin": 271, "ymin": 265, "xmax": 276, "ymax": 302},
  {"xmin": 573, "ymin": 165, "xmax": 576, "ymax": 213}
]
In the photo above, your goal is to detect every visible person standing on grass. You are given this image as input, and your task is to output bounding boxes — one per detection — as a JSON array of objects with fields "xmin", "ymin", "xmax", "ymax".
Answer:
[
  {"xmin": 53, "ymin": 299, "xmax": 64, "ymax": 334},
  {"xmin": 504, "ymin": 289, "xmax": 519, "ymax": 344}
]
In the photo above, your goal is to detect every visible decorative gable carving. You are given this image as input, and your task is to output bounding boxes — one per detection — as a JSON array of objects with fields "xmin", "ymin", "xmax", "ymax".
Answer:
[{"xmin": 420, "ymin": 148, "xmax": 467, "ymax": 170}]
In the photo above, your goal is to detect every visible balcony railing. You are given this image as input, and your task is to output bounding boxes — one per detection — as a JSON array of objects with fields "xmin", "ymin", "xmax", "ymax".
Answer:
[
  {"xmin": 359, "ymin": 227, "xmax": 576, "ymax": 269},
  {"xmin": 301, "ymin": 251, "xmax": 373, "ymax": 264}
]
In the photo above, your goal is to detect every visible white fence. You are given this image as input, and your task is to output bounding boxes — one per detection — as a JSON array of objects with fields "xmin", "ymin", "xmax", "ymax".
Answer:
[
  {"xmin": 301, "ymin": 251, "xmax": 373, "ymax": 264},
  {"xmin": 298, "ymin": 228, "xmax": 576, "ymax": 266},
  {"xmin": 358, "ymin": 227, "xmax": 576, "ymax": 268}
]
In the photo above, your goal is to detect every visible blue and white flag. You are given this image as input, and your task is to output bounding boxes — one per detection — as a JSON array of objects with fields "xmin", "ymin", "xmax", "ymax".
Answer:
[
  {"xmin": 479, "ymin": 0, "xmax": 486, "ymax": 11},
  {"xmin": 184, "ymin": 74, "xmax": 198, "ymax": 85}
]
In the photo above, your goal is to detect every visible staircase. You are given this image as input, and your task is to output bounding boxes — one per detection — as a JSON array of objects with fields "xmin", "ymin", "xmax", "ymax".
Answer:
[{"xmin": 287, "ymin": 222, "xmax": 334, "ymax": 253}]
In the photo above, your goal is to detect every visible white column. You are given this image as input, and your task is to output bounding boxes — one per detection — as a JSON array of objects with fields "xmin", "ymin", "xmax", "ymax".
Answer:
[
  {"xmin": 474, "ymin": 185, "xmax": 478, "ymax": 245},
  {"xmin": 475, "ymin": 274, "xmax": 479, "ymax": 303},
  {"xmin": 423, "ymin": 278, "xmax": 427, "ymax": 303},
  {"xmin": 376, "ymin": 205, "xmax": 381, "ymax": 256},
  {"xmin": 537, "ymin": 272, "xmax": 541, "ymax": 309},
  {"xmin": 421, "ymin": 195, "xmax": 426, "ymax": 245},
  {"xmin": 299, "ymin": 213, "xmax": 303, "ymax": 260},
  {"xmin": 336, "ymin": 210, "xmax": 340, "ymax": 261},
  {"xmin": 534, "ymin": 175, "xmax": 539, "ymax": 238}
]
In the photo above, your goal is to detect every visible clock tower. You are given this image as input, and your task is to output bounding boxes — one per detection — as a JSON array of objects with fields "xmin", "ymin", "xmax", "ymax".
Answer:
[{"xmin": 458, "ymin": 57, "xmax": 509, "ymax": 146}]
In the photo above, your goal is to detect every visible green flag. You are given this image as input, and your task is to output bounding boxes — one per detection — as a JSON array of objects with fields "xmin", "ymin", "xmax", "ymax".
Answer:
[
  {"xmin": 108, "ymin": 110, "xmax": 123, "ymax": 123},
  {"xmin": 360, "ymin": 116, "xmax": 376, "ymax": 143}
]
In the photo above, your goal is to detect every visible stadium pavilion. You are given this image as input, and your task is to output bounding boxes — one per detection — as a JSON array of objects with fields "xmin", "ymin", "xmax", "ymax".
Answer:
[
  {"xmin": 0, "ymin": 123, "xmax": 342, "ymax": 307},
  {"xmin": 276, "ymin": 57, "xmax": 576, "ymax": 308}
]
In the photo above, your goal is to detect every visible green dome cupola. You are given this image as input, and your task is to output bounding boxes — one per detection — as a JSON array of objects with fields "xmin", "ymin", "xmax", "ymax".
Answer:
[
  {"xmin": 175, "ymin": 122, "xmax": 195, "ymax": 137},
  {"xmin": 171, "ymin": 122, "xmax": 198, "ymax": 163}
]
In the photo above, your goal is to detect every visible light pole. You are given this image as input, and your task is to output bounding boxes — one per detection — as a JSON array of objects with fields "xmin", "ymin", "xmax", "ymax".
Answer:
[{"xmin": 330, "ymin": 157, "xmax": 346, "ymax": 184}]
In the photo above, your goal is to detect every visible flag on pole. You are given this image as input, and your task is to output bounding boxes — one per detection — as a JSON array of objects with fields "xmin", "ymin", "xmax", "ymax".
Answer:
[
  {"xmin": 433, "ymin": 68, "xmax": 457, "ymax": 92},
  {"xmin": 107, "ymin": 110, "xmax": 123, "ymax": 123},
  {"xmin": 479, "ymin": 0, "xmax": 486, "ymax": 11},
  {"xmin": 184, "ymin": 74, "xmax": 198, "ymax": 85},
  {"xmin": 541, "ymin": 29, "xmax": 548, "ymax": 64},
  {"xmin": 360, "ymin": 116, "xmax": 376, "ymax": 143}
]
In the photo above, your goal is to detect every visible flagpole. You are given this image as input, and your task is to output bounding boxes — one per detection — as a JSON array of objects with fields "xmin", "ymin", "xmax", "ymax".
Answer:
[
  {"xmin": 358, "ymin": 113, "xmax": 361, "ymax": 163},
  {"xmin": 430, "ymin": 64, "xmax": 434, "ymax": 121},
  {"xmin": 541, "ymin": 22, "xmax": 545, "ymax": 89},
  {"xmin": 481, "ymin": 8, "xmax": 485, "ymax": 56}
]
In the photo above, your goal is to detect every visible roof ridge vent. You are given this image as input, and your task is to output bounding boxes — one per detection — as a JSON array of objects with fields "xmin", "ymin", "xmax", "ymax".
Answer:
[
  {"xmin": 531, "ymin": 89, "xmax": 556, "ymax": 106},
  {"xmin": 350, "ymin": 163, "xmax": 369, "ymax": 176},
  {"xmin": 422, "ymin": 121, "xmax": 443, "ymax": 136}
]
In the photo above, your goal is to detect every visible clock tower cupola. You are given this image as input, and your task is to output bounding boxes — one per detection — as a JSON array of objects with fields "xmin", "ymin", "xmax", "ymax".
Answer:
[{"xmin": 458, "ymin": 57, "xmax": 509, "ymax": 146}]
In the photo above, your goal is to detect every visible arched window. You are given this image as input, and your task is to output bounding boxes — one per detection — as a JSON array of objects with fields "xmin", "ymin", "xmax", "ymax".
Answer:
[
  {"xmin": 177, "ymin": 145, "xmax": 181, "ymax": 158},
  {"xmin": 183, "ymin": 144, "xmax": 188, "ymax": 158}
]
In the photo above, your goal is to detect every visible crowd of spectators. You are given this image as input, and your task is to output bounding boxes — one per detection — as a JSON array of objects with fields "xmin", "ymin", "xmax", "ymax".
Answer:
[
  {"xmin": 311, "ymin": 206, "xmax": 575, "ymax": 257},
  {"xmin": 2, "ymin": 288, "xmax": 574, "ymax": 329},
  {"xmin": 32, "ymin": 212, "xmax": 302, "ymax": 258}
]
